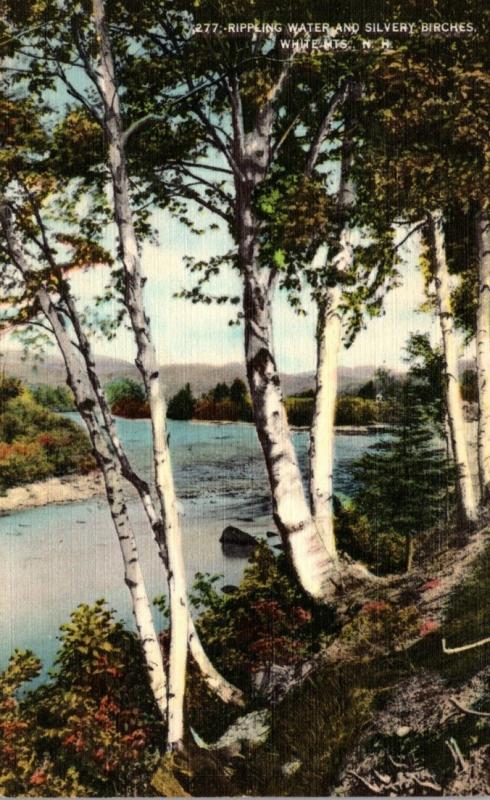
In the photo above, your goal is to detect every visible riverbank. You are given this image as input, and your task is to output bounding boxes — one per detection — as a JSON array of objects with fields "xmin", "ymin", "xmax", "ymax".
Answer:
[{"xmin": 0, "ymin": 471, "xmax": 104, "ymax": 515}]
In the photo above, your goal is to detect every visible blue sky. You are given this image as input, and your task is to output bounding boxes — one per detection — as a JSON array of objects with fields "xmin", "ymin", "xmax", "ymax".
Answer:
[{"xmin": 64, "ymin": 207, "xmax": 453, "ymax": 374}]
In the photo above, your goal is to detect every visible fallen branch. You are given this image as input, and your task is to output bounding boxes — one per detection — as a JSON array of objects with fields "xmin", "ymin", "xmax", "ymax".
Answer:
[
  {"xmin": 412, "ymin": 774, "xmax": 442, "ymax": 793},
  {"xmin": 347, "ymin": 770, "xmax": 383, "ymax": 795},
  {"xmin": 450, "ymin": 697, "xmax": 490, "ymax": 718},
  {"xmin": 442, "ymin": 635, "xmax": 490, "ymax": 654}
]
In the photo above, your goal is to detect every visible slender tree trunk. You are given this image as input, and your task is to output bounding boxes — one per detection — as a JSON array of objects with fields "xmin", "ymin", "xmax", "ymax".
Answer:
[
  {"xmin": 309, "ymin": 139, "xmax": 355, "ymax": 557},
  {"xmin": 309, "ymin": 292, "xmax": 342, "ymax": 559},
  {"xmin": 93, "ymin": 0, "xmax": 188, "ymax": 748},
  {"xmin": 475, "ymin": 206, "xmax": 490, "ymax": 505},
  {"xmin": 243, "ymin": 266, "xmax": 338, "ymax": 601},
  {"xmin": 0, "ymin": 203, "xmax": 168, "ymax": 717},
  {"xmin": 429, "ymin": 211, "xmax": 478, "ymax": 529},
  {"xmin": 60, "ymin": 284, "xmax": 244, "ymax": 707}
]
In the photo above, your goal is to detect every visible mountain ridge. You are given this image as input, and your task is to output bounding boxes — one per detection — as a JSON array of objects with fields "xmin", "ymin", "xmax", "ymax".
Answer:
[{"xmin": 0, "ymin": 349, "xmax": 393, "ymax": 397}]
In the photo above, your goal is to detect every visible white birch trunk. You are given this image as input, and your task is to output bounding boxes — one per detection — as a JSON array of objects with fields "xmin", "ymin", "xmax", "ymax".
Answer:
[
  {"xmin": 57, "ymin": 294, "xmax": 244, "ymax": 705},
  {"xmin": 475, "ymin": 207, "xmax": 490, "ymax": 505},
  {"xmin": 429, "ymin": 211, "xmax": 478, "ymax": 528},
  {"xmin": 92, "ymin": 0, "xmax": 188, "ymax": 747},
  {"xmin": 0, "ymin": 205, "xmax": 167, "ymax": 718},
  {"xmin": 243, "ymin": 268, "xmax": 339, "ymax": 601},
  {"xmin": 309, "ymin": 285, "xmax": 343, "ymax": 559},
  {"xmin": 309, "ymin": 147, "xmax": 355, "ymax": 558}
]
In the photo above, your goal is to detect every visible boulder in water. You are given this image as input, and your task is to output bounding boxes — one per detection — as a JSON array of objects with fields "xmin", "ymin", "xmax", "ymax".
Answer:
[{"xmin": 220, "ymin": 526, "xmax": 257, "ymax": 555}]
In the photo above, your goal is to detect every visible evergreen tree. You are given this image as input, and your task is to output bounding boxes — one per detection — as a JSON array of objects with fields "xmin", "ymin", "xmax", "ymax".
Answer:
[
  {"xmin": 353, "ymin": 385, "xmax": 453, "ymax": 572},
  {"xmin": 167, "ymin": 383, "xmax": 196, "ymax": 421}
]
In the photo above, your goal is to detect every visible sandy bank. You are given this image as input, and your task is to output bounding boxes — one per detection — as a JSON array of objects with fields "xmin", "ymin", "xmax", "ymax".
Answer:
[{"xmin": 0, "ymin": 471, "xmax": 104, "ymax": 515}]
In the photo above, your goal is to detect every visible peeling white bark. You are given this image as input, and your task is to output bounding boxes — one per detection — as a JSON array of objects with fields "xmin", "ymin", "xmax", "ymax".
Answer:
[
  {"xmin": 92, "ymin": 0, "xmax": 188, "ymax": 747},
  {"xmin": 309, "ymin": 286, "xmax": 343, "ymax": 559},
  {"xmin": 475, "ymin": 207, "xmax": 490, "ymax": 505},
  {"xmin": 0, "ymin": 205, "xmax": 167, "ymax": 718},
  {"xmin": 63, "ymin": 291, "xmax": 243, "ymax": 706},
  {"xmin": 429, "ymin": 211, "xmax": 478, "ymax": 527},
  {"xmin": 243, "ymin": 269, "xmax": 338, "ymax": 601},
  {"xmin": 309, "ymin": 148, "xmax": 355, "ymax": 558}
]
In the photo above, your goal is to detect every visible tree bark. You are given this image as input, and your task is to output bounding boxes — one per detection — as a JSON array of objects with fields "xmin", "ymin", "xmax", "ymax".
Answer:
[
  {"xmin": 309, "ymin": 290, "xmax": 342, "ymax": 559},
  {"xmin": 243, "ymin": 266, "xmax": 338, "ymax": 601},
  {"xmin": 0, "ymin": 204, "xmax": 168, "ymax": 719},
  {"xmin": 309, "ymin": 141, "xmax": 355, "ymax": 558},
  {"xmin": 60, "ymin": 283, "xmax": 244, "ymax": 707},
  {"xmin": 429, "ymin": 211, "xmax": 478, "ymax": 528},
  {"xmin": 93, "ymin": 0, "xmax": 188, "ymax": 748},
  {"xmin": 475, "ymin": 206, "xmax": 490, "ymax": 505}
]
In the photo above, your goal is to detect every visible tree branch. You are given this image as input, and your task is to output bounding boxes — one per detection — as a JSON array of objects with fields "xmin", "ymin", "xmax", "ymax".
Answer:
[
  {"xmin": 305, "ymin": 82, "xmax": 350, "ymax": 176},
  {"xmin": 442, "ymin": 635, "xmax": 490, "ymax": 654}
]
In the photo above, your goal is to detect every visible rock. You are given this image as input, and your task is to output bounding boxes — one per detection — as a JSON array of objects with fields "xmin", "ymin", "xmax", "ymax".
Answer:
[
  {"xmin": 221, "ymin": 584, "xmax": 239, "ymax": 595},
  {"xmin": 215, "ymin": 709, "xmax": 271, "ymax": 752},
  {"xmin": 281, "ymin": 759, "xmax": 302, "ymax": 777},
  {"xmin": 220, "ymin": 526, "xmax": 257, "ymax": 555},
  {"xmin": 395, "ymin": 725, "xmax": 412, "ymax": 737}
]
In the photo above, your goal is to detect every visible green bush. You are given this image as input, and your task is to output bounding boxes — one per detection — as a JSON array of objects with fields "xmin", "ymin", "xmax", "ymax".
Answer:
[
  {"xmin": 285, "ymin": 397, "xmax": 313, "ymax": 426},
  {"xmin": 335, "ymin": 504, "xmax": 407, "ymax": 575},
  {"xmin": 31, "ymin": 385, "xmax": 75, "ymax": 411},
  {"xmin": 164, "ymin": 542, "xmax": 336, "ymax": 690},
  {"xmin": 0, "ymin": 440, "xmax": 51, "ymax": 489},
  {"xmin": 0, "ymin": 382, "xmax": 96, "ymax": 490},
  {"xmin": 0, "ymin": 601, "xmax": 162, "ymax": 797},
  {"xmin": 106, "ymin": 379, "xmax": 149, "ymax": 418},
  {"xmin": 335, "ymin": 396, "xmax": 379, "ymax": 425}
]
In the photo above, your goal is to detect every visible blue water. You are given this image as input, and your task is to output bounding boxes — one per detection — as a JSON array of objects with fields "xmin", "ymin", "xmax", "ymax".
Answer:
[{"xmin": 0, "ymin": 417, "xmax": 382, "ymax": 675}]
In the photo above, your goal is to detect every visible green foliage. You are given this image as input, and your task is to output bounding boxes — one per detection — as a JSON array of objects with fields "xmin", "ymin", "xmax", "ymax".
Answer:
[
  {"xmin": 353, "ymin": 386, "xmax": 453, "ymax": 566},
  {"xmin": 105, "ymin": 379, "xmax": 149, "ymax": 419},
  {"xmin": 0, "ymin": 382, "xmax": 95, "ymax": 490},
  {"xmin": 335, "ymin": 504, "xmax": 406, "ymax": 575},
  {"xmin": 193, "ymin": 379, "xmax": 253, "ymax": 422},
  {"xmin": 30, "ymin": 384, "xmax": 75, "ymax": 412},
  {"xmin": 405, "ymin": 333, "xmax": 446, "ymax": 427},
  {"xmin": 285, "ymin": 396, "xmax": 313, "ymax": 427},
  {"xmin": 189, "ymin": 542, "xmax": 336, "ymax": 689},
  {"xmin": 0, "ymin": 374, "xmax": 22, "ymax": 406},
  {"xmin": 167, "ymin": 383, "xmax": 196, "ymax": 420},
  {"xmin": 340, "ymin": 600, "xmax": 420, "ymax": 657},
  {"xmin": 0, "ymin": 602, "xmax": 163, "ymax": 797},
  {"xmin": 335, "ymin": 395, "xmax": 379, "ymax": 426}
]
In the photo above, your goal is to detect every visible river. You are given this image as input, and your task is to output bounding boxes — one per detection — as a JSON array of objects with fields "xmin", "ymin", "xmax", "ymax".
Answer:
[{"xmin": 0, "ymin": 417, "xmax": 383, "ymax": 674}]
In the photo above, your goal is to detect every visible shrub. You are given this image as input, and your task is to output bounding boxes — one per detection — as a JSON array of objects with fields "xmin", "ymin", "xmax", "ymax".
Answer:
[
  {"xmin": 167, "ymin": 383, "xmax": 196, "ymax": 420},
  {"xmin": 106, "ymin": 379, "xmax": 149, "ymax": 418},
  {"xmin": 0, "ymin": 441, "xmax": 51, "ymax": 489},
  {"xmin": 0, "ymin": 602, "xmax": 163, "ymax": 797},
  {"xmin": 285, "ymin": 397, "xmax": 313, "ymax": 426},
  {"xmin": 335, "ymin": 396, "xmax": 379, "ymax": 425},
  {"xmin": 31, "ymin": 385, "xmax": 75, "ymax": 411},
  {"xmin": 0, "ymin": 384, "xmax": 96, "ymax": 489},
  {"xmin": 335, "ymin": 505, "xmax": 407, "ymax": 575},
  {"xmin": 340, "ymin": 600, "xmax": 420, "ymax": 657},
  {"xmin": 167, "ymin": 542, "xmax": 336, "ymax": 689}
]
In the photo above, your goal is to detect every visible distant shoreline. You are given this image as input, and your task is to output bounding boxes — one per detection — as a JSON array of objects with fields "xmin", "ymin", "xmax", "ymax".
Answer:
[
  {"xmin": 0, "ymin": 422, "xmax": 393, "ymax": 516},
  {"xmin": 0, "ymin": 471, "xmax": 104, "ymax": 515}
]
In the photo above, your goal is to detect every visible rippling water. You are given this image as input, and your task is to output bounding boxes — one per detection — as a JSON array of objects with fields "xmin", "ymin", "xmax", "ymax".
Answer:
[{"xmin": 0, "ymin": 416, "xmax": 383, "ymax": 674}]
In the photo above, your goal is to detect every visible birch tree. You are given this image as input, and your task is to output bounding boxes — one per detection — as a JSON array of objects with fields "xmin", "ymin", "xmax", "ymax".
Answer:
[
  {"xmin": 357, "ymin": 15, "xmax": 485, "ymax": 528},
  {"xmin": 427, "ymin": 212, "xmax": 477, "ymax": 527},
  {"xmin": 0, "ymin": 87, "xmax": 244, "ymax": 752}
]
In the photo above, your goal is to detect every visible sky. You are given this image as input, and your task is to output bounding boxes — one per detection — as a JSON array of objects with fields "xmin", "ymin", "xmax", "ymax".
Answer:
[
  {"xmin": 62, "ymin": 206, "xmax": 447, "ymax": 375},
  {"xmin": 3, "ymin": 189, "xmax": 473, "ymax": 375}
]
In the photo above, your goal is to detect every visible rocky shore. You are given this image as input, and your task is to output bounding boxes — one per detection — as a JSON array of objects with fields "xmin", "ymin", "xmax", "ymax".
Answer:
[{"xmin": 0, "ymin": 471, "xmax": 104, "ymax": 515}]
